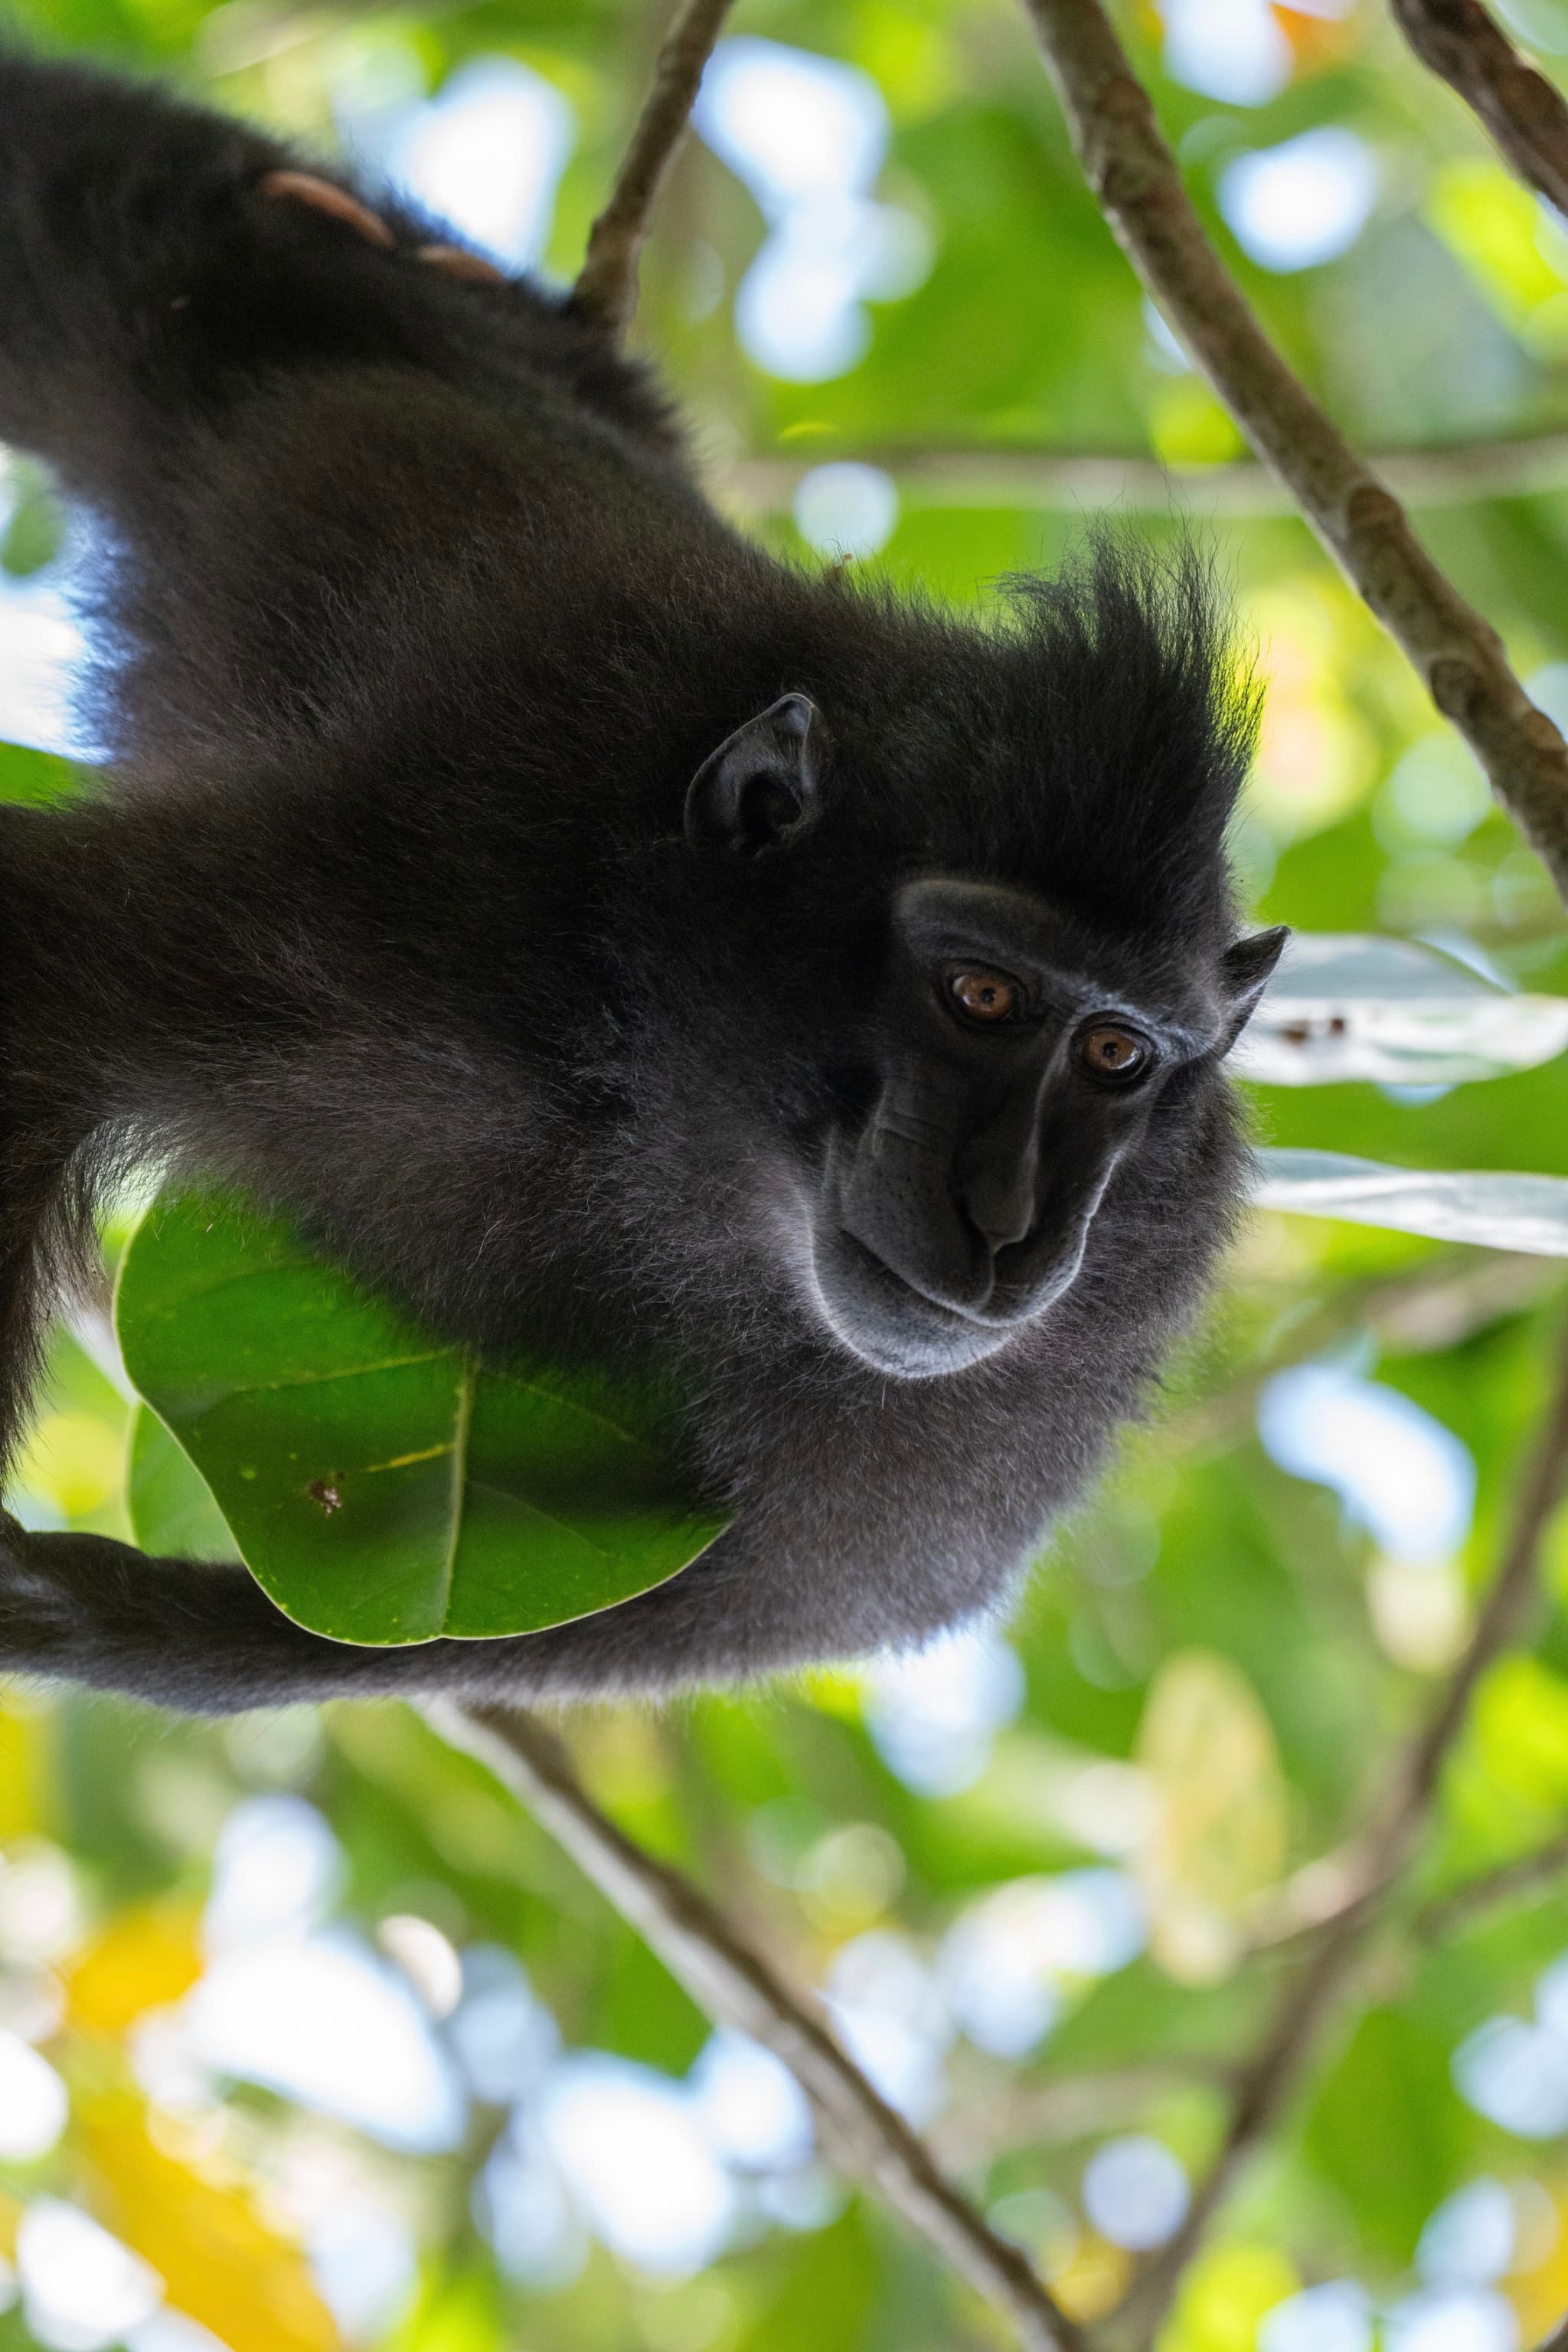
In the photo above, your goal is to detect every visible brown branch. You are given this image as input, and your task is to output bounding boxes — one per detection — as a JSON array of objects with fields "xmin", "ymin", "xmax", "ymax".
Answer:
[
  {"xmin": 572, "ymin": 0, "xmax": 734, "ymax": 335},
  {"xmin": 931, "ymin": 2060, "xmax": 1230, "ymax": 2172},
  {"xmin": 1417, "ymin": 1824, "xmax": 1568, "ymax": 1939},
  {"xmin": 436, "ymin": 1703, "xmax": 1085, "ymax": 2352},
  {"xmin": 1243, "ymin": 1816, "xmax": 1568, "ymax": 1959},
  {"xmin": 717, "ymin": 430, "xmax": 1568, "ymax": 518},
  {"xmin": 1244, "ymin": 1815, "xmax": 1568, "ymax": 1958},
  {"xmin": 1535, "ymin": 2313, "xmax": 1568, "ymax": 2352},
  {"xmin": 1391, "ymin": 0, "xmax": 1568, "ymax": 216},
  {"xmin": 1111, "ymin": 1314, "xmax": 1568, "ymax": 2349},
  {"xmin": 1018, "ymin": 0, "xmax": 1568, "ymax": 901}
]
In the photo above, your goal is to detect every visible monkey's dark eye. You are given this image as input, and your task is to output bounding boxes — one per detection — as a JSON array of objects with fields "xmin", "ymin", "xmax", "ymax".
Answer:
[
  {"xmin": 946, "ymin": 968, "xmax": 1023, "ymax": 1025},
  {"xmin": 1076, "ymin": 1023, "xmax": 1152, "ymax": 1083}
]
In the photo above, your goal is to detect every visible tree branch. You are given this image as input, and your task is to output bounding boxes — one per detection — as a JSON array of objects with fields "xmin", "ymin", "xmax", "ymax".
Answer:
[
  {"xmin": 572, "ymin": 0, "xmax": 733, "ymax": 335},
  {"xmin": 1018, "ymin": 0, "xmax": 1568, "ymax": 901},
  {"xmin": 436, "ymin": 1702, "xmax": 1085, "ymax": 2352},
  {"xmin": 1390, "ymin": 0, "xmax": 1568, "ymax": 216},
  {"xmin": 1416, "ymin": 1826, "xmax": 1568, "ymax": 1939},
  {"xmin": 931, "ymin": 2060, "xmax": 1231, "ymax": 2172},
  {"xmin": 717, "ymin": 430, "xmax": 1568, "ymax": 519},
  {"xmin": 1111, "ymin": 1315, "xmax": 1568, "ymax": 2349}
]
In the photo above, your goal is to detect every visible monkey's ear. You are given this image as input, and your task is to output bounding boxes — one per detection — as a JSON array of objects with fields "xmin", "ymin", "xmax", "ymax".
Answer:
[
  {"xmin": 685, "ymin": 694, "xmax": 824, "ymax": 856},
  {"xmin": 1217, "ymin": 925, "xmax": 1289, "ymax": 1050}
]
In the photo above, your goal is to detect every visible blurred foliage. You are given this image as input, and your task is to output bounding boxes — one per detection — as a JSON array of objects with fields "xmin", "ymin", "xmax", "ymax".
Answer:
[{"xmin": 7, "ymin": 0, "xmax": 1568, "ymax": 2348}]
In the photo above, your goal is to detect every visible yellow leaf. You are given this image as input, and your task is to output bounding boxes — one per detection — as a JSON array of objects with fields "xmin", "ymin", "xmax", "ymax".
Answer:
[
  {"xmin": 80, "ymin": 2096, "xmax": 339, "ymax": 2352},
  {"xmin": 1051, "ymin": 2235, "xmax": 1130, "ymax": 2322},
  {"xmin": 15, "ymin": 1410, "xmax": 125, "ymax": 1519},
  {"xmin": 1161, "ymin": 2245, "xmax": 1300, "ymax": 2352},
  {"xmin": 384, "ymin": 2269, "xmax": 503, "ymax": 2352},
  {"xmin": 1451, "ymin": 1655, "xmax": 1568, "ymax": 1854},
  {"xmin": 63, "ymin": 1903, "xmax": 204, "ymax": 2035},
  {"xmin": 0, "ymin": 1702, "xmax": 43, "ymax": 1842},
  {"xmin": 802, "ymin": 1666, "xmax": 863, "ymax": 1720},
  {"xmin": 1146, "ymin": 379, "xmax": 1245, "ymax": 468},
  {"xmin": 1135, "ymin": 1651, "xmax": 1288, "ymax": 1984},
  {"xmin": 1426, "ymin": 158, "xmax": 1568, "ymax": 344},
  {"xmin": 1507, "ymin": 2177, "xmax": 1568, "ymax": 2341}
]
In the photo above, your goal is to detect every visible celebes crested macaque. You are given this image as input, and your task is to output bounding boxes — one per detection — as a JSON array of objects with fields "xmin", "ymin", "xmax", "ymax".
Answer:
[{"xmin": 0, "ymin": 55, "xmax": 1282, "ymax": 1710}]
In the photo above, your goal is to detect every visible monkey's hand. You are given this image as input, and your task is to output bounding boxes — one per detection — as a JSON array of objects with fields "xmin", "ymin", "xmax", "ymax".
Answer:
[{"xmin": 256, "ymin": 171, "xmax": 508, "ymax": 287}]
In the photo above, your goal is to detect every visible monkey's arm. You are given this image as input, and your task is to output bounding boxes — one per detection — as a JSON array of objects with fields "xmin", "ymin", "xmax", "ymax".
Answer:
[
  {"xmin": 0, "ymin": 1524, "xmax": 390, "ymax": 1712},
  {"xmin": 0, "ymin": 1519, "xmax": 787, "ymax": 1714}
]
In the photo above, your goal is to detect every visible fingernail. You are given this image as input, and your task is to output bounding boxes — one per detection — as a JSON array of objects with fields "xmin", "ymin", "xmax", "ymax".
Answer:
[
  {"xmin": 415, "ymin": 242, "xmax": 508, "ymax": 286},
  {"xmin": 258, "ymin": 170, "xmax": 397, "ymax": 250}
]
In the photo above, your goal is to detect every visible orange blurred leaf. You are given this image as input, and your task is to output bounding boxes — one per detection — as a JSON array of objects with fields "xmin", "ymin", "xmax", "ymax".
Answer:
[
  {"xmin": 64, "ymin": 1902, "xmax": 205, "ymax": 2034},
  {"xmin": 1508, "ymin": 2178, "xmax": 1568, "ymax": 2341},
  {"xmin": 1272, "ymin": 4, "xmax": 1361, "ymax": 72},
  {"xmin": 81, "ymin": 2096, "xmax": 340, "ymax": 2352}
]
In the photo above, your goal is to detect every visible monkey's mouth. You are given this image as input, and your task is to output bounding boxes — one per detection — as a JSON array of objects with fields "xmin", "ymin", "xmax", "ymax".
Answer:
[{"xmin": 808, "ymin": 1226, "xmax": 1021, "ymax": 1381}]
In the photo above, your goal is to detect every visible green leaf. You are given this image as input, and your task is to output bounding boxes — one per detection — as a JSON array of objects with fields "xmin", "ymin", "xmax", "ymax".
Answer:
[
  {"xmin": 0, "ymin": 740, "xmax": 83, "ymax": 805},
  {"xmin": 126, "ymin": 1401, "xmax": 242, "ymax": 1563},
  {"xmin": 0, "ymin": 456, "xmax": 63, "ymax": 577},
  {"xmin": 114, "ymin": 1194, "xmax": 727, "ymax": 1646}
]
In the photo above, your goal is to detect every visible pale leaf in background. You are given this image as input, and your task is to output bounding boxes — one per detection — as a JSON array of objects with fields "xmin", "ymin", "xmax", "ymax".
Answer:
[
  {"xmin": 1254, "ymin": 1149, "xmax": 1568, "ymax": 1253},
  {"xmin": 1234, "ymin": 933, "xmax": 1568, "ymax": 1086}
]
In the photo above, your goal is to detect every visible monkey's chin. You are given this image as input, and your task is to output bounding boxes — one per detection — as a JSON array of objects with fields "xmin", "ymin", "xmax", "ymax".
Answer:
[{"xmin": 808, "ymin": 1228, "xmax": 1018, "ymax": 1381}]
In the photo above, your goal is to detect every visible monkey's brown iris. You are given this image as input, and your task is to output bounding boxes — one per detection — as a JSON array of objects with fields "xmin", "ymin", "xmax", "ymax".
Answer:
[
  {"xmin": 949, "ymin": 969, "xmax": 1021, "ymax": 1024},
  {"xmin": 1077, "ymin": 1024, "xmax": 1148, "ymax": 1081}
]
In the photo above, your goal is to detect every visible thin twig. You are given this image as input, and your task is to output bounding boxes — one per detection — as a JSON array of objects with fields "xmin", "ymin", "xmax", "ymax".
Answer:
[
  {"xmin": 572, "ymin": 0, "xmax": 734, "ymax": 335},
  {"xmin": 718, "ymin": 430, "xmax": 1568, "ymax": 520},
  {"xmin": 1111, "ymin": 1317, "xmax": 1568, "ymax": 2349},
  {"xmin": 1416, "ymin": 1826, "xmax": 1568, "ymax": 1939},
  {"xmin": 1390, "ymin": 0, "xmax": 1568, "ymax": 215},
  {"xmin": 436, "ymin": 1702, "xmax": 1084, "ymax": 2352},
  {"xmin": 1018, "ymin": 0, "xmax": 1568, "ymax": 900},
  {"xmin": 931, "ymin": 2060, "xmax": 1231, "ymax": 2171},
  {"xmin": 1244, "ymin": 1815, "xmax": 1568, "ymax": 1958}
]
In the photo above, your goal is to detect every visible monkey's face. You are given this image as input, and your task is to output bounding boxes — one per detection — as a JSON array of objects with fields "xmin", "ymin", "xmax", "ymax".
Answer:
[
  {"xmin": 682, "ymin": 694, "xmax": 1287, "ymax": 1384},
  {"xmin": 802, "ymin": 877, "xmax": 1286, "ymax": 1380}
]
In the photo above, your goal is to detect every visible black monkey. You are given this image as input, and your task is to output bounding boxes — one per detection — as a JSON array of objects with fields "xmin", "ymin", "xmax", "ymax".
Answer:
[{"xmin": 0, "ymin": 55, "xmax": 1284, "ymax": 1713}]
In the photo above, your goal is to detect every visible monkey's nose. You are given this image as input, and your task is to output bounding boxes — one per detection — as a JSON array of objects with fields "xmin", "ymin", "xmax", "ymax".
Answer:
[
  {"xmin": 956, "ymin": 1084, "xmax": 1043, "ymax": 1257},
  {"xmin": 959, "ymin": 1167, "xmax": 1036, "ymax": 1257}
]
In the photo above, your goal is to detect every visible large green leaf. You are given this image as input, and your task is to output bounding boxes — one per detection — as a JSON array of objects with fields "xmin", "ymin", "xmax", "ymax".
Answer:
[
  {"xmin": 113, "ymin": 1194, "xmax": 727, "ymax": 1645},
  {"xmin": 126, "ymin": 1402, "xmax": 242, "ymax": 1563}
]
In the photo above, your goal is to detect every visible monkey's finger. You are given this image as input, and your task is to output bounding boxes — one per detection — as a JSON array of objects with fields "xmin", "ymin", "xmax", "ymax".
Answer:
[
  {"xmin": 415, "ymin": 243, "xmax": 508, "ymax": 286},
  {"xmin": 256, "ymin": 170, "xmax": 397, "ymax": 250}
]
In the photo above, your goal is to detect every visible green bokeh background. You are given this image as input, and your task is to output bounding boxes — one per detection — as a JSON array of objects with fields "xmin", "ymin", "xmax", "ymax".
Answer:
[{"xmin": 5, "ymin": 1, "xmax": 1568, "ymax": 2346}]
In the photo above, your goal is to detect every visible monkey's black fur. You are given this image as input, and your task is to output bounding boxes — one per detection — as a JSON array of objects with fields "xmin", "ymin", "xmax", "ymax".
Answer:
[{"xmin": 0, "ymin": 54, "xmax": 1278, "ymax": 1713}]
